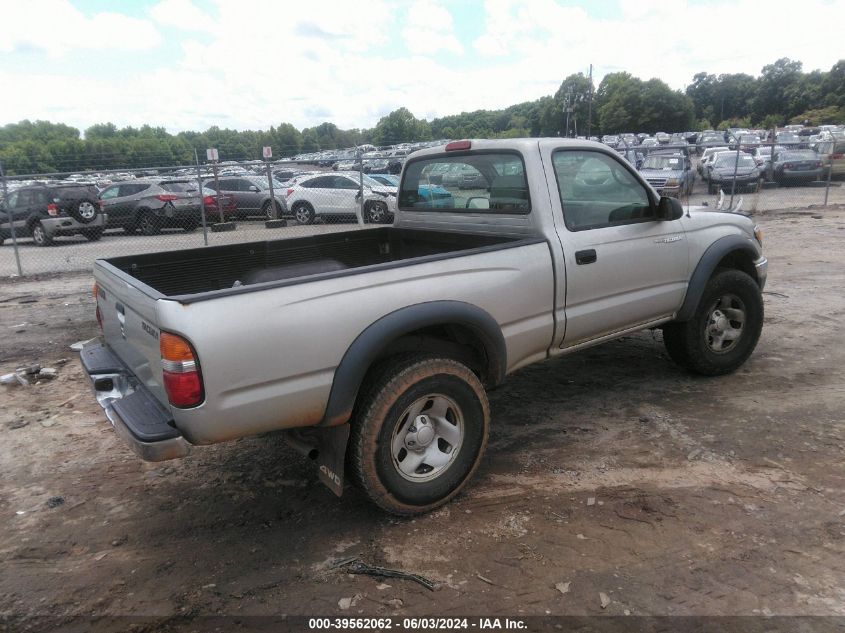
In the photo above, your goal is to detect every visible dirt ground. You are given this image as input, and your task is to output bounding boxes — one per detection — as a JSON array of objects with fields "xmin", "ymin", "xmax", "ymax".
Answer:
[{"xmin": 1, "ymin": 207, "xmax": 844, "ymax": 629}]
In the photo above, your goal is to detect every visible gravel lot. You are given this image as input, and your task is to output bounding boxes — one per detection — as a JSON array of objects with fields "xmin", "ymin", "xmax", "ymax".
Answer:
[{"xmin": 1, "ymin": 205, "xmax": 844, "ymax": 629}]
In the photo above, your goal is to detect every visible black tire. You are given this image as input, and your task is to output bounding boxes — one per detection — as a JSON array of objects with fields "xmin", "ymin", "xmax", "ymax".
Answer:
[
  {"xmin": 348, "ymin": 356, "xmax": 490, "ymax": 516},
  {"xmin": 262, "ymin": 200, "xmax": 281, "ymax": 220},
  {"xmin": 123, "ymin": 224, "xmax": 138, "ymax": 234},
  {"xmin": 70, "ymin": 199, "xmax": 98, "ymax": 224},
  {"xmin": 663, "ymin": 269, "xmax": 763, "ymax": 376},
  {"xmin": 83, "ymin": 227, "xmax": 103, "ymax": 241},
  {"xmin": 365, "ymin": 201, "xmax": 388, "ymax": 224},
  {"xmin": 31, "ymin": 221, "xmax": 53, "ymax": 247},
  {"xmin": 138, "ymin": 210, "xmax": 160, "ymax": 236},
  {"xmin": 292, "ymin": 202, "xmax": 315, "ymax": 225},
  {"xmin": 181, "ymin": 221, "xmax": 198, "ymax": 232},
  {"xmin": 708, "ymin": 183, "xmax": 717, "ymax": 195}
]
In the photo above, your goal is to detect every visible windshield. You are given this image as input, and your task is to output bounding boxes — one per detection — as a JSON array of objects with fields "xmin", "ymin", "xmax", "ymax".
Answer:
[
  {"xmin": 777, "ymin": 133, "xmax": 800, "ymax": 142},
  {"xmin": 714, "ymin": 154, "xmax": 755, "ymax": 168},
  {"xmin": 642, "ymin": 155, "xmax": 684, "ymax": 170},
  {"xmin": 739, "ymin": 135, "xmax": 759, "ymax": 143}
]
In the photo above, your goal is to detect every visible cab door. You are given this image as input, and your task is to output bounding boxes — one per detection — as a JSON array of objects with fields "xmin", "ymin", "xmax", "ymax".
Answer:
[{"xmin": 540, "ymin": 143, "xmax": 689, "ymax": 347}]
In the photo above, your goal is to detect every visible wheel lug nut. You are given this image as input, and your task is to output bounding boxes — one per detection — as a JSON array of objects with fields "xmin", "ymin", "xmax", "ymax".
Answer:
[
  {"xmin": 409, "ymin": 426, "xmax": 417, "ymax": 432},
  {"xmin": 408, "ymin": 440, "xmax": 415, "ymax": 446}
]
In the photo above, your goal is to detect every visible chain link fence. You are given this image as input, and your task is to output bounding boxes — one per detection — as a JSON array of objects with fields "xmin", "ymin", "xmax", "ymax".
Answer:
[{"xmin": 1, "ymin": 137, "xmax": 842, "ymax": 278}]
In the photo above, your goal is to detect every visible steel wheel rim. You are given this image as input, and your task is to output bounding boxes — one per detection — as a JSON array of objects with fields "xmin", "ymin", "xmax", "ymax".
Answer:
[
  {"xmin": 368, "ymin": 203, "xmax": 385, "ymax": 223},
  {"xmin": 78, "ymin": 201, "xmax": 96, "ymax": 220},
  {"xmin": 264, "ymin": 202, "xmax": 273, "ymax": 219},
  {"xmin": 705, "ymin": 293, "xmax": 745, "ymax": 353},
  {"xmin": 390, "ymin": 394, "xmax": 464, "ymax": 483},
  {"xmin": 295, "ymin": 206, "xmax": 311, "ymax": 223}
]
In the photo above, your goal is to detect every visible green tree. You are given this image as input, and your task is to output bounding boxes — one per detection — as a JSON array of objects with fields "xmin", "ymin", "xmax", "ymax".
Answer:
[{"xmin": 371, "ymin": 108, "xmax": 431, "ymax": 145}]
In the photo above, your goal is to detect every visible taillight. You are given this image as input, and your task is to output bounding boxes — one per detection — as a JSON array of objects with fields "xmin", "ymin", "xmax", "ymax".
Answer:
[
  {"xmin": 47, "ymin": 203, "xmax": 59, "ymax": 216},
  {"xmin": 783, "ymin": 162, "xmax": 794, "ymax": 169},
  {"xmin": 286, "ymin": 188, "xmax": 294, "ymax": 197},
  {"xmin": 155, "ymin": 194, "xmax": 179, "ymax": 202},
  {"xmin": 203, "ymin": 195, "xmax": 214, "ymax": 205},
  {"xmin": 832, "ymin": 153, "xmax": 843, "ymax": 159},
  {"xmin": 160, "ymin": 332, "xmax": 203, "ymax": 408}
]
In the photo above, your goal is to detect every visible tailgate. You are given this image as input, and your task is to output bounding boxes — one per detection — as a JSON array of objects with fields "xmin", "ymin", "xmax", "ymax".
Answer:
[{"xmin": 94, "ymin": 262, "xmax": 169, "ymax": 407}]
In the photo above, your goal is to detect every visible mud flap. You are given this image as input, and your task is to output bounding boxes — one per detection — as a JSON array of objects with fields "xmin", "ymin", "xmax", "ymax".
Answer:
[
  {"xmin": 316, "ymin": 424, "xmax": 350, "ymax": 497},
  {"xmin": 285, "ymin": 424, "xmax": 350, "ymax": 497}
]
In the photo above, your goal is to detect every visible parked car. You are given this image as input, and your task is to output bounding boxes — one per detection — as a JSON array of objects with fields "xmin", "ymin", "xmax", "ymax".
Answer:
[
  {"xmin": 698, "ymin": 146, "xmax": 730, "ymax": 177},
  {"xmin": 811, "ymin": 140, "xmax": 845, "ymax": 179},
  {"xmin": 0, "ymin": 183, "xmax": 106, "ymax": 246},
  {"xmin": 82, "ymin": 137, "xmax": 767, "ymax": 515},
  {"xmin": 752, "ymin": 147, "xmax": 773, "ymax": 172},
  {"xmin": 655, "ymin": 131, "xmax": 670, "ymax": 144},
  {"xmin": 706, "ymin": 151, "xmax": 762, "ymax": 194},
  {"xmin": 735, "ymin": 134, "xmax": 761, "ymax": 153},
  {"xmin": 98, "ymin": 180, "xmax": 207, "ymax": 234},
  {"xmin": 774, "ymin": 132, "xmax": 802, "ymax": 149},
  {"xmin": 638, "ymin": 152, "xmax": 694, "ymax": 197},
  {"xmin": 203, "ymin": 176, "xmax": 287, "ymax": 219},
  {"xmin": 767, "ymin": 149, "xmax": 824, "ymax": 184},
  {"xmin": 284, "ymin": 172, "xmax": 397, "ymax": 224},
  {"xmin": 696, "ymin": 132, "xmax": 727, "ymax": 155},
  {"xmin": 369, "ymin": 173, "xmax": 455, "ymax": 208}
]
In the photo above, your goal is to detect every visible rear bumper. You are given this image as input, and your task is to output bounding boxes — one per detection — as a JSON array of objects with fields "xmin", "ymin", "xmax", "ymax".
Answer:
[
  {"xmin": 79, "ymin": 341, "xmax": 191, "ymax": 462},
  {"xmin": 41, "ymin": 213, "xmax": 106, "ymax": 236}
]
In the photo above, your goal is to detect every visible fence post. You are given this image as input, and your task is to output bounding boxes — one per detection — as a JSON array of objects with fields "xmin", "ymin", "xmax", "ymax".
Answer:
[
  {"xmin": 356, "ymin": 148, "xmax": 365, "ymax": 226},
  {"xmin": 194, "ymin": 150, "xmax": 208, "ymax": 246},
  {"xmin": 729, "ymin": 139, "xmax": 741, "ymax": 210},
  {"xmin": 0, "ymin": 160, "xmax": 24, "ymax": 276},
  {"xmin": 824, "ymin": 154, "xmax": 833, "ymax": 207}
]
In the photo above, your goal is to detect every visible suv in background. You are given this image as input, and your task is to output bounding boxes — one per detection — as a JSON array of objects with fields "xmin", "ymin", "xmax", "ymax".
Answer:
[
  {"xmin": 638, "ymin": 152, "xmax": 694, "ymax": 197},
  {"xmin": 203, "ymin": 175, "xmax": 288, "ymax": 220},
  {"xmin": 98, "ymin": 180, "xmax": 207, "ymax": 235},
  {"xmin": 0, "ymin": 183, "xmax": 105, "ymax": 247}
]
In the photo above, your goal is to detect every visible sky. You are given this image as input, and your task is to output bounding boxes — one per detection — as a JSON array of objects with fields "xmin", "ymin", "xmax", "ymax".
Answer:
[{"xmin": 1, "ymin": 0, "xmax": 844, "ymax": 134}]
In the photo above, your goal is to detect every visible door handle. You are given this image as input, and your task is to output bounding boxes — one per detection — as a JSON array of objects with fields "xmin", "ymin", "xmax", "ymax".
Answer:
[{"xmin": 575, "ymin": 249, "xmax": 597, "ymax": 265}]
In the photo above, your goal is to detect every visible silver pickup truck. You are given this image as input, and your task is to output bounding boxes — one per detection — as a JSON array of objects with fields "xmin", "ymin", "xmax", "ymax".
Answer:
[{"xmin": 81, "ymin": 139, "xmax": 767, "ymax": 515}]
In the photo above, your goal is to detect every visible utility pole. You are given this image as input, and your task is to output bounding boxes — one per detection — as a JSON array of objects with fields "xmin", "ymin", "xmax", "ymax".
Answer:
[{"xmin": 587, "ymin": 63, "xmax": 593, "ymax": 138}]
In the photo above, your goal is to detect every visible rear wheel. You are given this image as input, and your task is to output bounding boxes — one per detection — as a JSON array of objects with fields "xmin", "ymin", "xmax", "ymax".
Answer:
[
  {"xmin": 262, "ymin": 200, "xmax": 281, "ymax": 219},
  {"xmin": 138, "ymin": 210, "xmax": 161, "ymax": 236},
  {"xmin": 365, "ymin": 201, "xmax": 389, "ymax": 224},
  {"xmin": 293, "ymin": 202, "xmax": 315, "ymax": 225},
  {"xmin": 31, "ymin": 222, "xmax": 53, "ymax": 247},
  {"xmin": 349, "ymin": 356, "xmax": 490, "ymax": 515},
  {"xmin": 663, "ymin": 269, "xmax": 763, "ymax": 376}
]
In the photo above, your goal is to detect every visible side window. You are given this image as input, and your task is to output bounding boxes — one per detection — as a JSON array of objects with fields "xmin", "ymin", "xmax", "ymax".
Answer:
[
  {"xmin": 304, "ymin": 176, "xmax": 333, "ymax": 189},
  {"xmin": 5, "ymin": 192, "xmax": 18, "ymax": 208},
  {"xmin": 15, "ymin": 190, "xmax": 33, "ymax": 207},
  {"xmin": 334, "ymin": 176, "xmax": 359, "ymax": 190},
  {"xmin": 552, "ymin": 150, "xmax": 653, "ymax": 231},
  {"xmin": 100, "ymin": 186, "xmax": 120, "ymax": 200}
]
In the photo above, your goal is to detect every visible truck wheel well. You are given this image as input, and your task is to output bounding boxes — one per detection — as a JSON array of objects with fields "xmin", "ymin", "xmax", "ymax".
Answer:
[
  {"xmin": 715, "ymin": 251, "xmax": 757, "ymax": 282},
  {"xmin": 372, "ymin": 324, "xmax": 489, "ymax": 383}
]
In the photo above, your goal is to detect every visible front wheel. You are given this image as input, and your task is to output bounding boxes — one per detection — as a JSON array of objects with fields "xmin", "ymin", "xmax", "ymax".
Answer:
[
  {"xmin": 663, "ymin": 269, "xmax": 763, "ymax": 376},
  {"xmin": 349, "ymin": 357, "xmax": 490, "ymax": 515}
]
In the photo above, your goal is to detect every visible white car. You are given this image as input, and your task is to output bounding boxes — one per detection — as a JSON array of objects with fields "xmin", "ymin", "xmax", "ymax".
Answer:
[{"xmin": 284, "ymin": 171, "xmax": 397, "ymax": 224}]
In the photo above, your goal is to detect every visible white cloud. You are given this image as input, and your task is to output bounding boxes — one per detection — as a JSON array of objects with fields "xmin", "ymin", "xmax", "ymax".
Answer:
[
  {"xmin": 403, "ymin": 1, "xmax": 463, "ymax": 55},
  {"xmin": 0, "ymin": 0, "xmax": 161, "ymax": 57},
  {"xmin": 0, "ymin": 0, "xmax": 843, "ymax": 136},
  {"xmin": 148, "ymin": 0, "xmax": 217, "ymax": 32}
]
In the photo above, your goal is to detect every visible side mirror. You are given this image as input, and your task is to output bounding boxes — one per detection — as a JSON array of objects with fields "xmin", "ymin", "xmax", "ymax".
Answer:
[
  {"xmin": 249, "ymin": 185, "xmax": 260, "ymax": 192},
  {"xmin": 657, "ymin": 195, "xmax": 683, "ymax": 221},
  {"xmin": 466, "ymin": 197, "xmax": 490, "ymax": 209}
]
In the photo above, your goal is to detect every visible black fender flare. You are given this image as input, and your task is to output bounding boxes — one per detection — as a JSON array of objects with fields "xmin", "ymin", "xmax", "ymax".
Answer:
[
  {"xmin": 676, "ymin": 234, "xmax": 760, "ymax": 322},
  {"xmin": 320, "ymin": 301, "xmax": 507, "ymax": 427}
]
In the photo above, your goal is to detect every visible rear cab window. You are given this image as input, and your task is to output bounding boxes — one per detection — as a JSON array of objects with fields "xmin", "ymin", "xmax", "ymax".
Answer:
[{"xmin": 399, "ymin": 152, "xmax": 530, "ymax": 213}]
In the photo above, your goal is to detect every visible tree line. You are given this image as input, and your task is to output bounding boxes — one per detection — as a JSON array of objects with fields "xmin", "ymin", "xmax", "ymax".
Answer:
[{"xmin": 1, "ymin": 58, "xmax": 843, "ymax": 175}]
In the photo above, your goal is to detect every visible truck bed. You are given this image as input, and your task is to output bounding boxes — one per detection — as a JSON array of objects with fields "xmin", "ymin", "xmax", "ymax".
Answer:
[{"xmin": 99, "ymin": 227, "xmax": 530, "ymax": 300}]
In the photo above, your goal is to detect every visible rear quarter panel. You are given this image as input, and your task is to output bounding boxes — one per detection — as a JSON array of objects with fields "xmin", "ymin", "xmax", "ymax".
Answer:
[{"xmin": 156, "ymin": 242, "xmax": 555, "ymax": 445}]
